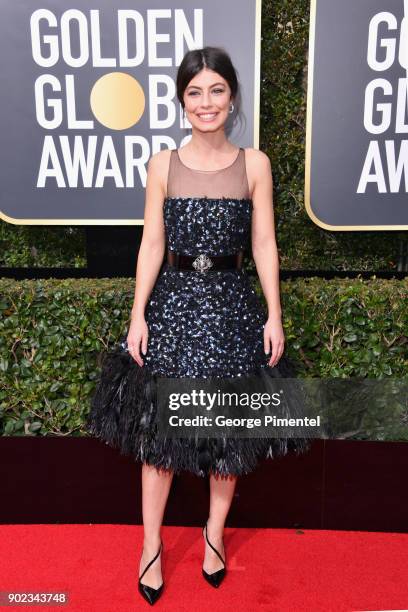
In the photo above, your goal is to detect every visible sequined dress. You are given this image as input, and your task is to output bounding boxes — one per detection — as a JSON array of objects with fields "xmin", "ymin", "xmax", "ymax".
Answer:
[{"xmin": 86, "ymin": 147, "xmax": 310, "ymax": 477}]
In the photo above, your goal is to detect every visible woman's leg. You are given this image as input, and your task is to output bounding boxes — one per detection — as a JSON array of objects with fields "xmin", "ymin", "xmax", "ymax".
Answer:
[
  {"xmin": 203, "ymin": 474, "xmax": 238, "ymax": 573},
  {"xmin": 139, "ymin": 463, "xmax": 174, "ymax": 588}
]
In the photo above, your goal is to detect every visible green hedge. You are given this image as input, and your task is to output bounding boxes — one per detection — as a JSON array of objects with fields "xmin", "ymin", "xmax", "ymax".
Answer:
[
  {"xmin": 1, "ymin": 0, "xmax": 405, "ymax": 270},
  {"xmin": 0, "ymin": 277, "xmax": 407, "ymax": 439},
  {"xmin": 0, "ymin": 225, "xmax": 86, "ymax": 268}
]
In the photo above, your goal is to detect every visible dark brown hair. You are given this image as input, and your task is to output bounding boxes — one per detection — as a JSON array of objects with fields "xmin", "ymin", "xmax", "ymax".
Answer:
[{"xmin": 176, "ymin": 46, "xmax": 239, "ymax": 110}]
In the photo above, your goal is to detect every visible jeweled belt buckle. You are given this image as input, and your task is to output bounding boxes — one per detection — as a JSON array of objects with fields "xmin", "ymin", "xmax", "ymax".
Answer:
[{"xmin": 192, "ymin": 253, "xmax": 213, "ymax": 272}]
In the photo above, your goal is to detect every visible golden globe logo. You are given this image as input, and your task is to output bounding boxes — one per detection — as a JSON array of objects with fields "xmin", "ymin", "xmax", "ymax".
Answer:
[
  {"xmin": 357, "ymin": 7, "xmax": 408, "ymax": 194},
  {"xmin": 30, "ymin": 8, "xmax": 203, "ymax": 188}
]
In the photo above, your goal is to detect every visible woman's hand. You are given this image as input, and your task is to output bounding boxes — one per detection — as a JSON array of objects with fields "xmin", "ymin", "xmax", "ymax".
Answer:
[
  {"xmin": 127, "ymin": 315, "xmax": 149, "ymax": 366},
  {"xmin": 264, "ymin": 315, "xmax": 284, "ymax": 367}
]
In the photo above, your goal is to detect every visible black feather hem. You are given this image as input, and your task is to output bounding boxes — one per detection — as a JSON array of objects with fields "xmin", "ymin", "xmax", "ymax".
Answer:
[{"xmin": 85, "ymin": 344, "xmax": 312, "ymax": 478}]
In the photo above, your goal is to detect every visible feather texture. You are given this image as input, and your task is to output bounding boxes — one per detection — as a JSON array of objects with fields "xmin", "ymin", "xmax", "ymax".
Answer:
[{"xmin": 86, "ymin": 340, "xmax": 311, "ymax": 478}]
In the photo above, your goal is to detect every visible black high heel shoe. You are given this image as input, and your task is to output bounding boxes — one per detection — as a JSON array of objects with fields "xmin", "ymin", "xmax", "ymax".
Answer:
[
  {"xmin": 138, "ymin": 540, "xmax": 164, "ymax": 606},
  {"xmin": 202, "ymin": 523, "xmax": 226, "ymax": 588}
]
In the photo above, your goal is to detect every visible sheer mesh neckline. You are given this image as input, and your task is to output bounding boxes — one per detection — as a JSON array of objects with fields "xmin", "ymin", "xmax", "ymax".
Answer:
[
  {"xmin": 167, "ymin": 145, "xmax": 250, "ymax": 199},
  {"xmin": 176, "ymin": 147, "xmax": 242, "ymax": 173},
  {"xmin": 164, "ymin": 196, "xmax": 252, "ymax": 202}
]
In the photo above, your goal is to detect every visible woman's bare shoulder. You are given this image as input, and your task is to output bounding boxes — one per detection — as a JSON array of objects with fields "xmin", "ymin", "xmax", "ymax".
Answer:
[
  {"xmin": 148, "ymin": 148, "xmax": 173, "ymax": 172},
  {"xmin": 243, "ymin": 147, "xmax": 271, "ymax": 169},
  {"xmin": 147, "ymin": 148, "xmax": 173, "ymax": 193},
  {"xmin": 243, "ymin": 148, "xmax": 272, "ymax": 197}
]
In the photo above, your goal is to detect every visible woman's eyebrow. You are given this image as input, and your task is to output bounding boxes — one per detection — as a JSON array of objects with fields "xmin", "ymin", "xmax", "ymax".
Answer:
[{"xmin": 186, "ymin": 82, "xmax": 225, "ymax": 90}]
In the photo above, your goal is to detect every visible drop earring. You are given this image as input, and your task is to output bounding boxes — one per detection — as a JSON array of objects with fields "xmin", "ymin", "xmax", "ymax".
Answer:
[{"xmin": 229, "ymin": 102, "xmax": 234, "ymax": 114}]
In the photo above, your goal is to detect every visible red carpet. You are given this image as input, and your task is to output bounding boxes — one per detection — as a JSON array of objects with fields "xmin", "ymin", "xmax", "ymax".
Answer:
[{"xmin": 1, "ymin": 525, "xmax": 407, "ymax": 611}]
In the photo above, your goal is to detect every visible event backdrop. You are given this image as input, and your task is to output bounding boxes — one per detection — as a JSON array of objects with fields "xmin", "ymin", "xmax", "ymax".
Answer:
[
  {"xmin": 0, "ymin": 0, "xmax": 261, "ymax": 224},
  {"xmin": 306, "ymin": 0, "xmax": 408, "ymax": 230}
]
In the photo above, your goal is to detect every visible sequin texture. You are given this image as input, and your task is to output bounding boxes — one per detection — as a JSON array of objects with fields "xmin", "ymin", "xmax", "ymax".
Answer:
[
  {"xmin": 142, "ymin": 197, "xmax": 266, "ymax": 377},
  {"xmin": 163, "ymin": 196, "xmax": 253, "ymax": 255}
]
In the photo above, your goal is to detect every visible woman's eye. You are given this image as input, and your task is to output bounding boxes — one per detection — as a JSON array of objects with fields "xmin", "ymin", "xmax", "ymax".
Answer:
[{"xmin": 188, "ymin": 89, "xmax": 224, "ymax": 96}]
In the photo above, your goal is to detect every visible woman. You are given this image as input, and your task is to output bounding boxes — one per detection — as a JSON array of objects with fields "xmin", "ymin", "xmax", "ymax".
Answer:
[{"xmin": 86, "ymin": 46, "xmax": 310, "ymax": 606}]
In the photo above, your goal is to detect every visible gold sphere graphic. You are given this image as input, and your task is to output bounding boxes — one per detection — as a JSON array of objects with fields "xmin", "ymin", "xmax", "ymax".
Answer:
[{"xmin": 90, "ymin": 72, "xmax": 145, "ymax": 130}]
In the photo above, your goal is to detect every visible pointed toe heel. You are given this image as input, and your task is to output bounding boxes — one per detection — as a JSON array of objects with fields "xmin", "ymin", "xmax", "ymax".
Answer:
[
  {"xmin": 138, "ymin": 582, "xmax": 164, "ymax": 606},
  {"xmin": 202, "ymin": 523, "xmax": 226, "ymax": 588},
  {"xmin": 138, "ymin": 540, "xmax": 164, "ymax": 605},
  {"xmin": 202, "ymin": 566, "xmax": 226, "ymax": 588}
]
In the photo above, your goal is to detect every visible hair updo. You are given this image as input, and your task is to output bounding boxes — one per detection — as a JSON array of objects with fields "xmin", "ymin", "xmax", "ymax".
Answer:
[{"xmin": 176, "ymin": 46, "xmax": 239, "ymax": 110}]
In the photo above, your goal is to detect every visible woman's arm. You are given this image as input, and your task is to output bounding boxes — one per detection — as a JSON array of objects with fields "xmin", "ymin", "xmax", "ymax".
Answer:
[
  {"xmin": 127, "ymin": 150, "xmax": 169, "ymax": 365},
  {"xmin": 248, "ymin": 149, "xmax": 284, "ymax": 367},
  {"xmin": 131, "ymin": 150, "xmax": 168, "ymax": 318}
]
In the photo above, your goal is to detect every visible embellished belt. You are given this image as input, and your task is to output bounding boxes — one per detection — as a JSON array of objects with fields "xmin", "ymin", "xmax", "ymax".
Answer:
[{"xmin": 166, "ymin": 249, "xmax": 244, "ymax": 272}]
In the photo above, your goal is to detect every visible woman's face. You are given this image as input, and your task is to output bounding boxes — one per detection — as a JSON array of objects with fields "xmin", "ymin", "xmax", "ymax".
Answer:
[{"xmin": 183, "ymin": 67, "xmax": 232, "ymax": 131}]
